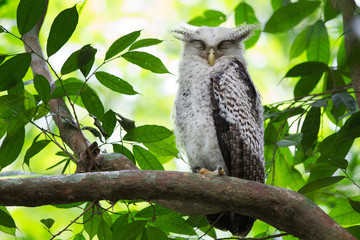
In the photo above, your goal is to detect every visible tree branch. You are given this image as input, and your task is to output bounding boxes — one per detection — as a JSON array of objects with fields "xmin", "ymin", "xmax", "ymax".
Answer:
[
  {"xmin": 22, "ymin": 0, "xmax": 90, "ymax": 159},
  {"xmin": 331, "ymin": 0, "xmax": 360, "ymax": 107},
  {"xmin": 0, "ymin": 171, "xmax": 355, "ymax": 240}
]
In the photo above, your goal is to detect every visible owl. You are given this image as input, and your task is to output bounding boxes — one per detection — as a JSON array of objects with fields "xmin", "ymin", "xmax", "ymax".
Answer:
[{"xmin": 172, "ymin": 25, "xmax": 265, "ymax": 236}]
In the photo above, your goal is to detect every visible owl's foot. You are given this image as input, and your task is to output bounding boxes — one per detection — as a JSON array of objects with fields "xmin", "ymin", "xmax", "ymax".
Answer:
[{"xmin": 193, "ymin": 166, "xmax": 226, "ymax": 176}]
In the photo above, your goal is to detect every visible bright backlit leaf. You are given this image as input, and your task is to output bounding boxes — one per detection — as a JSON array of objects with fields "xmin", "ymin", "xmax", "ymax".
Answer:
[
  {"xmin": 277, "ymin": 133, "xmax": 303, "ymax": 147},
  {"xmin": 122, "ymin": 51, "xmax": 170, "ymax": 74},
  {"xmin": 133, "ymin": 145, "xmax": 164, "ymax": 170},
  {"xmin": 307, "ymin": 21, "xmax": 330, "ymax": 64},
  {"xmin": 105, "ymin": 30, "xmax": 141, "ymax": 60},
  {"xmin": 124, "ymin": 125, "xmax": 173, "ymax": 143},
  {"xmin": 129, "ymin": 38, "xmax": 163, "ymax": 51},
  {"xmin": 188, "ymin": 10, "xmax": 226, "ymax": 27}
]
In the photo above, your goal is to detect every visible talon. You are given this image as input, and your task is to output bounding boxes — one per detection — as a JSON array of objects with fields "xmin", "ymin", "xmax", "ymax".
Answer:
[
  {"xmin": 192, "ymin": 166, "xmax": 202, "ymax": 173},
  {"xmin": 218, "ymin": 167, "xmax": 225, "ymax": 176}
]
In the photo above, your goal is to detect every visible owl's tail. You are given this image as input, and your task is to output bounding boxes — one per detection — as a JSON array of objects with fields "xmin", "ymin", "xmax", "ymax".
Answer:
[{"xmin": 206, "ymin": 211, "xmax": 254, "ymax": 237}]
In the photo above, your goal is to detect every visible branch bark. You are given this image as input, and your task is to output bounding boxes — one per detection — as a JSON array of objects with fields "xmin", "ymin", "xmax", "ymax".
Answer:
[
  {"xmin": 0, "ymin": 171, "xmax": 355, "ymax": 240},
  {"xmin": 22, "ymin": 0, "xmax": 90, "ymax": 159},
  {"xmin": 331, "ymin": 0, "xmax": 360, "ymax": 107}
]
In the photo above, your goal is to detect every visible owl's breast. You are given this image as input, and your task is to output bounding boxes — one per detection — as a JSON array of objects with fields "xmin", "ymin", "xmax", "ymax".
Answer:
[{"xmin": 174, "ymin": 60, "xmax": 226, "ymax": 172}]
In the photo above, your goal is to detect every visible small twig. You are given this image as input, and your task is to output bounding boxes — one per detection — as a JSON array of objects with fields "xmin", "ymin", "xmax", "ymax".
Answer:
[
  {"xmin": 49, "ymin": 201, "xmax": 95, "ymax": 240},
  {"xmin": 343, "ymin": 170, "xmax": 360, "ymax": 189}
]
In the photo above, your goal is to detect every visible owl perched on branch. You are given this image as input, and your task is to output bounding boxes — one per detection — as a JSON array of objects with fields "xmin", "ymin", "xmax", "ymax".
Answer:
[{"xmin": 172, "ymin": 25, "xmax": 265, "ymax": 236}]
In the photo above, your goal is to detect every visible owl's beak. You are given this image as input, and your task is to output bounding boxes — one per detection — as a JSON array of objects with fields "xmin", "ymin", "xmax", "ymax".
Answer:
[{"xmin": 208, "ymin": 48, "xmax": 215, "ymax": 66}]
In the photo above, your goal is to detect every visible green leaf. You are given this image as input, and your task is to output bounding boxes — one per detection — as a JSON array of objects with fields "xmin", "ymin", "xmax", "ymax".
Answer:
[
  {"xmin": 143, "ymin": 134, "xmax": 179, "ymax": 157},
  {"xmin": 284, "ymin": 61, "xmax": 329, "ymax": 78},
  {"xmin": 80, "ymin": 85, "xmax": 104, "ymax": 120},
  {"xmin": 33, "ymin": 74, "xmax": 51, "ymax": 105},
  {"xmin": 83, "ymin": 204, "xmax": 101, "ymax": 240},
  {"xmin": 16, "ymin": 0, "xmax": 46, "ymax": 35},
  {"xmin": 146, "ymin": 226, "xmax": 168, "ymax": 240},
  {"xmin": 133, "ymin": 145, "xmax": 164, "ymax": 170},
  {"xmin": 0, "ymin": 55, "xmax": 7, "ymax": 64},
  {"xmin": 0, "ymin": 125, "xmax": 25, "ymax": 169},
  {"xmin": 266, "ymin": 147, "xmax": 305, "ymax": 190},
  {"xmin": 301, "ymin": 107, "xmax": 320, "ymax": 153},
  {"xmin": 113, "ymin": 144, "xmax": 135, "ymax": 164},
  {"xmin": 330, "ymin": 197, "xmax": 360, "ymax": 225},
  {"xmin": 129, "ymin": 38, "xmax": 163, "ymax": 51},
  {"xmin": 105, "ymin": 30, "xmax": 141, "ymax": 60},
  {"xmin": 271, "ymin": 0, "xmax": 290, "ymax": 11},
  {"xmin": 332, "ymin": 92, "xmax": 358, "ymax": 112},
  {"xmin": 188, "ymin": 10, "xmax": 226, "ymax": 27},
  {"xmin": 73, "ymin": 233, "xmax": 86, "ymax": 240},
  {"xmin": 293, "ymin": 73, "xmax": 322, "ymax": 98},
  {"xmin": 324, "ymin": 0, "xmax": 339, "ymax": 22},
  {"xmin": 277, "ymin": 133, "xmax": 303, "ymax": 147},
  {"xmin": 0, "ymin": 208, "xmax": 16, "ymax": 228},
  {"xmin": 98, "ymin": 218, "xmax": 113, "ymax": 240},
  {"xmin": 135, "ymin": 205, "xmax": 173, "ymax": 219},
  {"xmin": 328, "ymin": 157, "xmax": 348, "ymax": 170},
  {"xmin": 102, "ymin": 110, "xmax": 117, "ymax": 137},
  {"xmin": 124, "ymin": 125, "xmax": 173, "ymax": 143},
  {"xmin": 61, "ymin": 44, "xmax": 97, "ymax": 77},
  {"xmin": 290, "ymin": 26, "xmax": 312, "ymax": 59},
  {"xmin": 113, "ymin": 220, "xmax": 147, "ymax": 240},
  {"xmin": 234, "ymin": 3, "xmax": 260, "ymax": 48},
  {"xmin": 346, "ymin": 226, "xmax": 360, "ymax": 239},
  {"xmin": 337, "ymin": 39, "xmax": 347, "ymax": 68},
  {"xmin": 152, "ymin": 213, "xmax": 196, "ymax": 235},
  {"xmin": 307, "ymin": 21, "xmax": 330, "ymax": 64},
  {"xmin": 23, "ymin": 139, "xmax": 50, "ymax": 167},
  {"xmin": 311, "ymin": 99, "xmax": 328, "ymax": 108},
  {"xmin": 55, "ymin": 202, "xmax": 84, "ymax": 208},
  {"xmin": 50, "ymin": 78, "xmax": 83, "ymax": 99},
  {"xmin": 264, "ymin": 1, "xmax": 321, "ymax": 33},
  {"xmin": 0, "ymin": 53, "xmax": 31, "ymax": 92},
  {"xmin": 0, "ymin": 206, "xmax": 15, "ymax": 236},
  {"xmin": 122, "ymin": 51, "xmax": 170, "ymax": 74},
  {"xmin": 112, "ymin": 214, "xmax": 129, "ymax": 234},
  {"xmin": 325, "ymin": 69, "xmax": 346, "ymax": 91},
  {"xmin": 95, "ymin": 71, "xmax": 138, "ymax": 95},
  {"xmin": 349, "ymin": 199, "xmax": 360, "ymax": 214},
  {"xmin": 47, "ymin": 5, "xmax": 79, "ymax": 57},
  {"xmin": 40, "ymin": 218, "xmax": 55, "ymax": 229},
  {"xmin": 185, "ymin": 215, "xmax": 209, "ymax": 228},
  {"xmin": 298, "ymin": 176, "xmax": 345, "ymax": 194}
]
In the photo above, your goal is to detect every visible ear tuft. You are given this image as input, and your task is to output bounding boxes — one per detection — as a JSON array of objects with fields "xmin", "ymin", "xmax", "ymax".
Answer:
[
  {"xmin": 170, "ymin": 25, "xmax": 195, "ymax": 41},
  {"xmin": 230, "ymin": 24, "xmax": 259, "ymax": 42}
]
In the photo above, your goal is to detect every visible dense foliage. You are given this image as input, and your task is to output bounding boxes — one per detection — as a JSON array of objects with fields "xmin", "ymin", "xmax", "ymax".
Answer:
[{"xmin": 0, "ymin": 0, "xmax": 359, "ymax": 239}]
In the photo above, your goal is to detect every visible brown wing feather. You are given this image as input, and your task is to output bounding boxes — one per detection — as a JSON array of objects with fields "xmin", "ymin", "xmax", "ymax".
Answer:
[{"xmin": 208, "ymin": 60, "xmax": 264, "ymax": 236}]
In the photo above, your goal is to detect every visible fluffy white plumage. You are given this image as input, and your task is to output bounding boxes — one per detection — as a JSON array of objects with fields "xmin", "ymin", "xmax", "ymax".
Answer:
[{"xmin": 172, "ymin": 25, "xmax": 265, "ymax": 236}]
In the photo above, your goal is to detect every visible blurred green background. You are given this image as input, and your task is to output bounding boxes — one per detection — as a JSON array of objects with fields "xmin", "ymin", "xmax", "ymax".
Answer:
[{"xmin": 1, "ymin": 0, "xmax": 359, "ymax": 239}]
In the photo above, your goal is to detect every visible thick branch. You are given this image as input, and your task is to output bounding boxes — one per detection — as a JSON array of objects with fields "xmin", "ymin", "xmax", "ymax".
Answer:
[
  {"xmin": 22, "ymin": 0, "xmax": 90, "ymax": 158},
  {"xmin": 331, "ymin": 0, "xmax": 360, "ymax": 107},
  {"xmin": 0, "ymin": 171, "xmax": 355, "ymax": 240}
]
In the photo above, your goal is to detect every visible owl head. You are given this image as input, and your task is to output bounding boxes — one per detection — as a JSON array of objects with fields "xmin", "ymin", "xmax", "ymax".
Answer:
[{"xmin": 171, "ymin": 25, "xmax": 256, "ymax": 66}]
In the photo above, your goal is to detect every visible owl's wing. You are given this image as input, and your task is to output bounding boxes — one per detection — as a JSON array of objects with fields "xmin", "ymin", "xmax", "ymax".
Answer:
[
  {"xmin": 208, "ymin": 59, "xmax": 265, "ymax": 236},
  {"xmin": 210, "ymin": 59, "xmax": 264, "ymax": 182}
]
